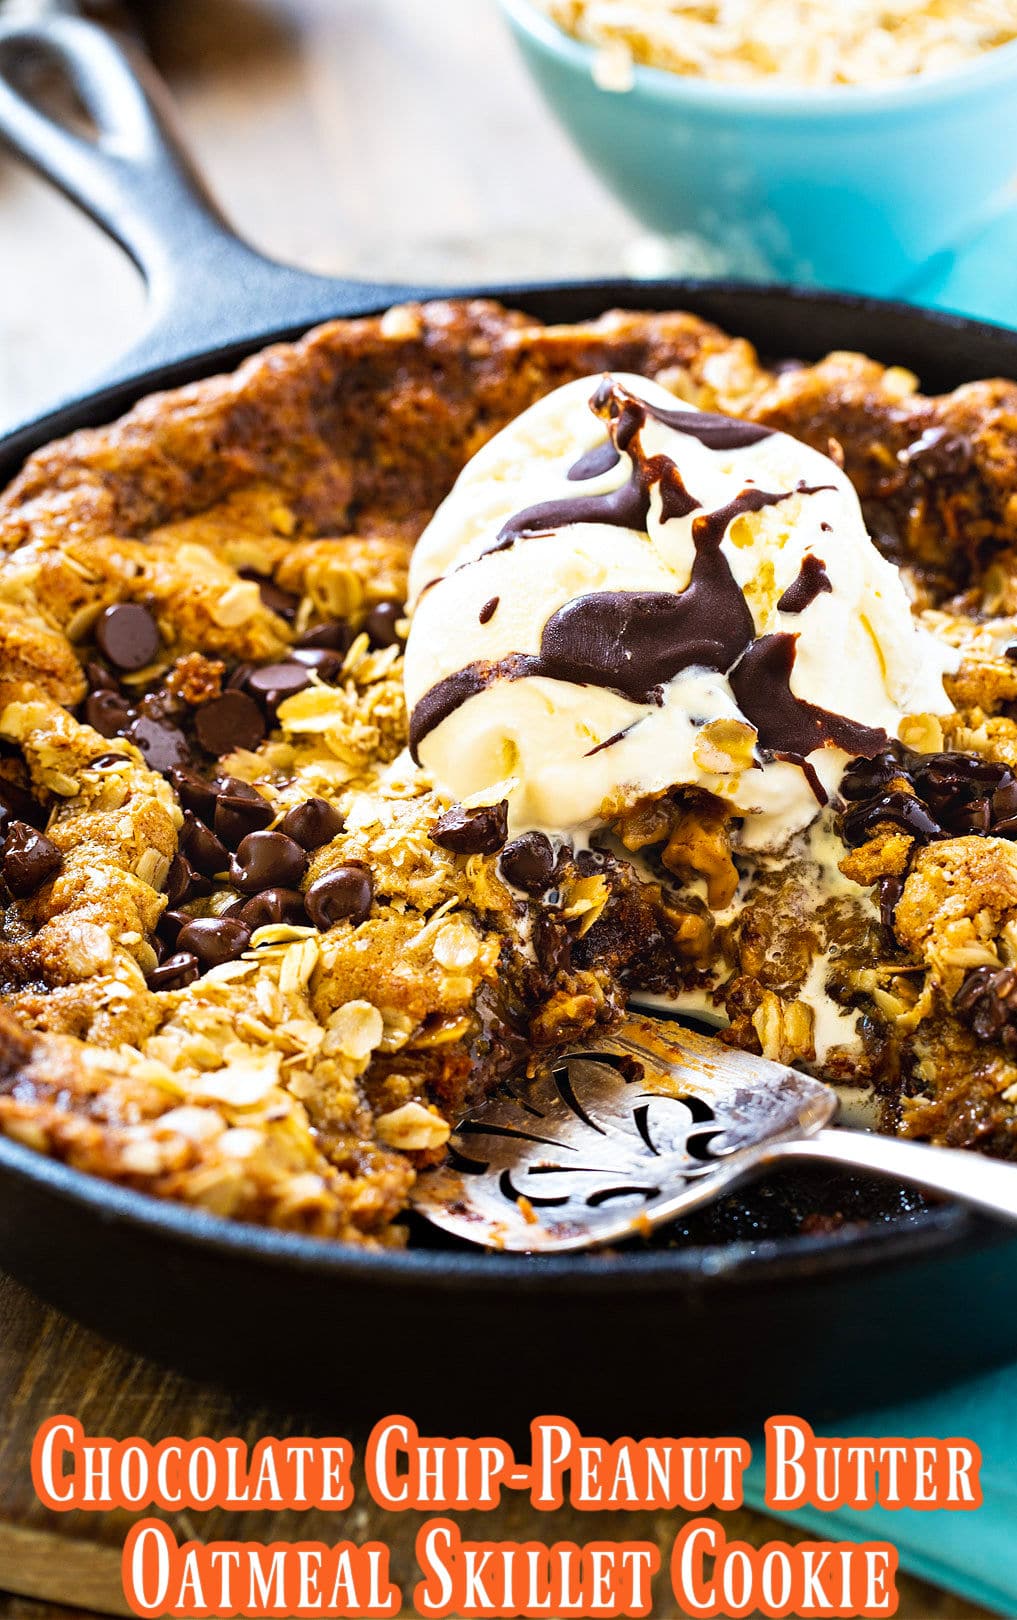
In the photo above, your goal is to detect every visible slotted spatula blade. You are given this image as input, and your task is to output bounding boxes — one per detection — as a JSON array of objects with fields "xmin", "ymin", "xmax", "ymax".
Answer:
[
  {"xmin": 411, "ymin": 1015, "xmax": 835, "ymax": 1253},
  {"xmin": 412, "ymin": 1013, "xmax": 1017, "ymax": 1253}
]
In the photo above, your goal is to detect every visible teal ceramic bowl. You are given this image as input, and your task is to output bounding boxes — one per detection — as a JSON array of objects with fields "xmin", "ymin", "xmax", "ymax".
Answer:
[{"xmin": 500, "ymin": 0, "xmax": 1017, "ymax": 299}]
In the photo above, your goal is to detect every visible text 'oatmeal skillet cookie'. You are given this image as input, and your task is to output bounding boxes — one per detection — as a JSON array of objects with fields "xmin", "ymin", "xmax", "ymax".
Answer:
[{"xmin": 3, "ymin": 298, "xmax": 1017, "ymax": 1247}]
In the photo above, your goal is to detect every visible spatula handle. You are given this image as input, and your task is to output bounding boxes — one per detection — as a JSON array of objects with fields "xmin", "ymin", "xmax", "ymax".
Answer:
[{"xmin": 769, "ymin": 1127, "xmax": 1017, "ymax": 1226}]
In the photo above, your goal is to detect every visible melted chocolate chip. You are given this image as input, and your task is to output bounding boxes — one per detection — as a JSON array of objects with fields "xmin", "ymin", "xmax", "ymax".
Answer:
[
  {"xmin": 0, "ymin": 779, "xmax": 45, "ymax": 834},
  {"xmin": 1, "ymin": 821, "xmax": 62, "ymax": 897},
  {"xmin": 148, "ymin": 951, "xmax": 200, "ymax": 991},
  {"xmin": 777, "ymin": 555, "xmax": 833, "ymax": 614},
  {"xmin": 157, "ymin": 908, "xmax": 191, "ymax": 948},
  {"xmin": 954, "ymin": 965, "xmax": 1017, "ymax": 1054},
  {"xmin": 841, "ymin": 788, "xmax": 943, "ymax": 845},
  {"xmin": 305, "ymin": 864, "xmax": 374, "ymax": 930},
  {"xmin": 214, "ymin": 778, "xmax": 274, "ymax": 848},
  {"xmin": 95, "ymin": 603, "xmax": 160, "ymax": 672},
  {"xmin": 128, "ymin": 716, "xmax": 191, "ymax": 772},
  {"xmin": 238, "ymin": 570, "xmax": 300, "ymax": 623},
  {"xmin": 84, "ymin": 660, "xmax": 119, "ymax": 693},
  {"xmin": 899, "ymin": 426, "xmax": 973, "ymax": 479},
  {"xmin": 164, "ymin": 852, "xmax": 213, "ymax": 909},
  {"xmin": 567, "ymin": 440, "xmax": 621, "ymax": 481},
  {"xmin": 170, "ymin": 768, "xmax": 220, "ymax": 823},
  {"xmin": 245, "ymin": 662, "xmax": 311, "ymax": 718},
  {"xmin": 279, "ymin": 797, "xmax": 344, "ymax": 851},
  {"xmin": 229, "ymin": 830, "xmax": 307, "ymax": 894},
  {"xmin": 175, "ymin": 917, "xmax": 252, "ymax": 971},
  {"xmin": 195, "ymin": 691, "xmax": 266, "ymax": 757},
  {"xmin": 479, "ymin": 597, "xmax": 499, "ymax": 625},
  {"xmin": 500, "ymin": 832, "xmax": 558, "ymax": 894},
  {"xmin": 288, "ymin": 648, "xmax": 344, "ymax": 682},
  {"xmin": 365, "ymin": 602, "xmax": 403, "ymax": 647},
  {"xmin": 431, "ymin": 801, "xmax": 508, "ymax": 856},
  {"xmin": 295, "ymin": 621, "xmax": 352, "ymax": 653},
  {"xmin": 84, "ymin": 690, "xmax": 133, "ymax": 739},
  {"xmin": 179, "ymin": 811, "xmax": 230, "ymax": 878},
  {"xmin": 238, "ymin": 887, "xmax": 308, "ymax": 930}
]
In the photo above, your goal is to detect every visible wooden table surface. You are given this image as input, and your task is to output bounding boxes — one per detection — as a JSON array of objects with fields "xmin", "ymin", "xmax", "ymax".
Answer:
[{"xmin": 0, "ymin": 2, "xmax": 1005, "ymax": 1615}]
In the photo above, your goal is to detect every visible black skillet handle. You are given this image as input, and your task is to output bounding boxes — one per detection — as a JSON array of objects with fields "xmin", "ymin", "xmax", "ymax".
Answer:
[{"xmin": 0, "ymin": 14, "xmax": 415, "ymax": 414}]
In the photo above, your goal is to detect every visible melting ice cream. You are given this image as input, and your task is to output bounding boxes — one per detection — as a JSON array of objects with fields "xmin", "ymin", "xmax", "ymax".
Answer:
[{"xmin": 404, "ymin": 374, "xmax": 955, "ymax": 850}]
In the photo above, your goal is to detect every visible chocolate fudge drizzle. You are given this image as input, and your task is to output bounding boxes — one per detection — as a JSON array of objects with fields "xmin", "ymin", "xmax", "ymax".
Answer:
[
  {"xmin": 777, "ymin": 554, "xmax": 832, "ymax": 613},
  {"xmin": 410, "ymin": 377, "xmax": 888, "ymax": 771},
  {"xmin": 567, "ymin": 440, "xmax": 620, "ymax": 481},
  {"xmin": 730, "ymin": 634, "xmax": 886, "ymax": 758}
]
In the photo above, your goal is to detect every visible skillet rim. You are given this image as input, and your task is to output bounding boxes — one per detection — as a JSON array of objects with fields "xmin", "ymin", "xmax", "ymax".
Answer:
[{"xmin": 1, "ymin": 272, "xmax": 1014, "ymax": 1292}]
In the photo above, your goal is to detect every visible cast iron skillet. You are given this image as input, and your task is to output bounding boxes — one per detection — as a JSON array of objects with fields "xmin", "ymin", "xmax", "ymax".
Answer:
[{"xmin": 1, "ymin": 16, "xmax": 1016, "ymax": 1432}]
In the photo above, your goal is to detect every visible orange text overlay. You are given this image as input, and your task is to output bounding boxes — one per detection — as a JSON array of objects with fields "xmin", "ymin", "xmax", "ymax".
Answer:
[
  {"xmin": 32, "ymin": 1414, "xmax": 981, "ymax": 1516},
  {"xmin": 27, "ymin": 1413, "xmax": 984, "ymax": 1619}
]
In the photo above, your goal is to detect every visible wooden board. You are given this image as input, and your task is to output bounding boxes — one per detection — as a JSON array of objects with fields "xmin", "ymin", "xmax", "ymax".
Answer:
[{"xmin": 0, "ymin": 1271, "xmax": 999, "ymax": 1618}]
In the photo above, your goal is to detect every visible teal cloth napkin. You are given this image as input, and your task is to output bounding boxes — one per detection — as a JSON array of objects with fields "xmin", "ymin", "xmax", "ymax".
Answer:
[{"xmin": 741, "ymin": 1363, "xmax": 1017, "ymax": 1617}]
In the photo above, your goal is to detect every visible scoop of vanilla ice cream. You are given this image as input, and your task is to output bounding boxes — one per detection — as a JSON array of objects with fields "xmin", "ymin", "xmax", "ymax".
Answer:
[{"xmin": 404, "ymin": 373, "xmax": 956, "ymax": 850}]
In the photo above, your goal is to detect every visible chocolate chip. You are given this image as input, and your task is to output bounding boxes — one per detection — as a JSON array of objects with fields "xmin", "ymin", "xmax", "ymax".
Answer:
[
  {"xmin": 157, "ymin": 908, "xmax": 191, "ymax": 947},
  {"xmin": 170, "ymin": 768, "xmax": 220, "ymax": 823},
  {"xmin": 195, "ymin": 691, "xmax": 266, "ymax": 757},
  {"xmin": 214, "ymin": 778, "xmax": 274, "ymax": 848},
  {"xmin": 898, "ymin": 426, "xmax": 973, "ymax": 479},
  {"xmin": 296, "ymin": 621, "xmax": 352, "ymax": 653},
  {"xmin": 175, "ymin": 916, "xmax": 251, "ymax": 970},
  {"xmin": 500, "ymin": 832, "xmax": 558, "ymax": 894},
  {"xmin": 164, "ymin": 852, "xmax": 213, "ymax": 909},
  {"xmin": 244, "ymin": 662, "xmax": 311, "ymax": 719},
  {"xmin": 305, "ymin": 864, "xmax": 373, "ymax": 930},
  {"xmin": 227, "ymin": 663, "xmax": 255, "ymax": 691},
  {"xmin": 128, "ymin": 716, "xmax": 190, "ymax": 772},
  {"xmin": 431, "ymin": 800, "xmax": 508, "ymax": 856},
  {"xmin": 0, "ymin": 779, "xmax": 45, "ymax": 834},
  {"xmin": 288, "ymin": 648, "xmax": 344, "ymax": 682},
  {"xmin": 90, "ymin": 753, "xmax": 131, "ymax": 768},
  {"xmin": 479, "ymin": 597, "xmax": 499, "ymax": 625},
  {"xmin": 84, "ymin": 659, "xmax": 119, "ymax": 693},
  {"xmin": 229, "ymin": 830, "xmax": 307, "ymax": 894},
  {"xmin": 95, "ymin": 603, "xmax": 160, "ymax": 672},
  {"xmin": 279, "ymin": 796, "xmax": 344, "ymax": 851},
  {"xmin": 364, "ymin": 602, "xmax": 403, "ymax": 647},
  {"xmin": 239, "ymin": 570, "xmax": 300, "ymax": 623},
  {"xmin": 180, "ymin": 811, "xmax": 230, "ymax": 878},
  {"xmin": 237, "ymin": 887, "xmax": 308, "ymax": 929},
  {"xmin": 148, "ymin": 951, "xmax": 201, "ymax": 991},
  {"xmin": 84, "ymin": 690, "xmax": 133, "ymax": 738},
  {"xmin": 1, "ymin": 821, "xmax": 62, "ymax": 897}
]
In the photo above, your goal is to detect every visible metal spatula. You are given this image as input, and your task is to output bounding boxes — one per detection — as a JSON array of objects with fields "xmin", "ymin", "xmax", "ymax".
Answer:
[{"xmin": 412, "ymin": 1013, "xmax": 1017, "ymax": 1252}]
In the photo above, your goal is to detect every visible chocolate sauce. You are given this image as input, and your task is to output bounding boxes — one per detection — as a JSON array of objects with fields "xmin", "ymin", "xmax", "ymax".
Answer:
[
  {"xmin": 409, "ymin": 655, "xmax": 536, "ymax": 759},
  {"xmin": 567, "ymin": 440, "xmax": 620, "ymax": 481},
  {"xmin": 730, "ymin": 635, "xmax": 887, "ymax": 759},
  {"xmin": 409, "ymin": 377, "xmax": 882, "ymax": 779},
  {"xmin": 691, "ymin": 487, "xmax": 793, "ymax": 550},
  {"xmin": 592, "ymin": 376, "xmax": 775, "ymax": 452},
  {"xmin": 496, "ymin": 378, "xmax": 701, "ymax": 545},
  {"xmin": 777, "ymin": 554, "xmax": 832, "ymax": 614},
  {"xmin": 410, "ymin": 484, "xmax": 838, "ymax": 757}
]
